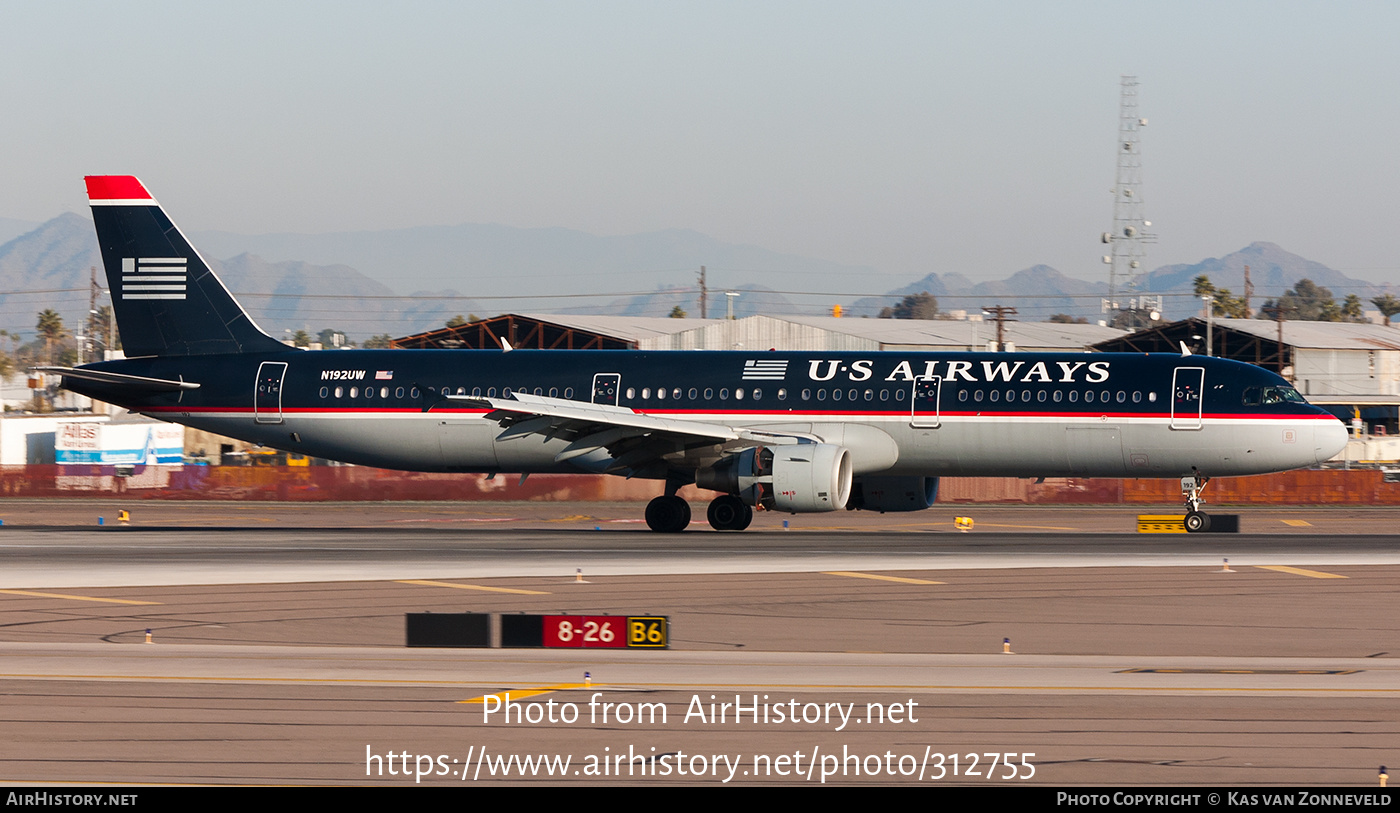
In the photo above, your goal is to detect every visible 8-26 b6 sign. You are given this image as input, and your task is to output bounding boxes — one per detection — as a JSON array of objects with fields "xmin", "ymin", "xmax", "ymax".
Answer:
[{"xmin": 542, "ymin": 615, "xmax": 668, "ymax": 649}]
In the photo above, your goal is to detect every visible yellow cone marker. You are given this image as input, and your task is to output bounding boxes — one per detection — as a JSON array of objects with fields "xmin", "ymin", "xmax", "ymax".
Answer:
[
  {"xmin": 1219, "ymin": 558, "xmax": 1234, "ymax": 573},
  {"xmin": 118, "ymin": 509, "xmax": 130, "ymax": 525},
  {"xmin": 144, "ymin": 628, "xmax": 152, "ymax": 644},
  {"xmin": 1381, "ymin": 766, "xmax": 1388, "ymax": 787},
  {"xmin": 1002, "ymin": 637, "xmax": 1013, "ymax": 654}
]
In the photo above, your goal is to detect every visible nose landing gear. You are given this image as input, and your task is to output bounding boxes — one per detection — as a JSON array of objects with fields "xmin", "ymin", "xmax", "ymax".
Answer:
[{"xmin": 1181, "ymin": 471, "xmax": 1212, "ymax": 533}]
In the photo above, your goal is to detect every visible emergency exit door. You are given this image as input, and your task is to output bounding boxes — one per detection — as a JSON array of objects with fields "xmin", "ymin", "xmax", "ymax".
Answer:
[{"xmin": 254, "ymin": 361, "xmax": 288, "ymax": 424}]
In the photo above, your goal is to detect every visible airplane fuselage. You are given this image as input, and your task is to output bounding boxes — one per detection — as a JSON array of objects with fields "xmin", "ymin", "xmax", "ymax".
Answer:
[{"xmin": 67, "ymin": 348, "xmax": 1346, "ymax": 481}]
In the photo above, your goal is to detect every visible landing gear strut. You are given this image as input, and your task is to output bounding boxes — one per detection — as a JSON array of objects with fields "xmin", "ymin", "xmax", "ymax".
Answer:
[
  {"xmin": 1181, "ymin": 471, "xmax": 1212, "ymax": 533},
  {"xmin": 706, "ymin": 494, "xmax": 753, "ymax": 531}
]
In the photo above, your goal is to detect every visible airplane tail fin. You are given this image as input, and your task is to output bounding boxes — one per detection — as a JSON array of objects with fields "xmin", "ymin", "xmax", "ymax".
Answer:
[{"xmin": 84, "ymin": 176, "xmax": 287, "ymax": 358}]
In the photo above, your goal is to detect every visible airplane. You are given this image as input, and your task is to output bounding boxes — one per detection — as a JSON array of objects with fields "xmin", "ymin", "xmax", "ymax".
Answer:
[{"xmin": 38, "ymin": 176, "xmax": 1350, "ymax": 533}]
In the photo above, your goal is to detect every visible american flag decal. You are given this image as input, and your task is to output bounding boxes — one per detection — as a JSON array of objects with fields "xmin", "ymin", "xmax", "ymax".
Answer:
[
  {"xmin": 120, "ymin": 257, "xmax": 187, "ymax": 300},
  {"xmin": 375, "ymin": 370, "xmax": 393, "ymax": 380},
  {"xmin": 742, "ymin": 359, "xmax": 788, "ymax": 380}
]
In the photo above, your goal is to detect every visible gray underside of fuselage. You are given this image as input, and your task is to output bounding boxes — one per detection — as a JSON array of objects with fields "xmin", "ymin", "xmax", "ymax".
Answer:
[{"xmin": 167, "ymin": 413, "xmax": 1329, "ymax": 480}]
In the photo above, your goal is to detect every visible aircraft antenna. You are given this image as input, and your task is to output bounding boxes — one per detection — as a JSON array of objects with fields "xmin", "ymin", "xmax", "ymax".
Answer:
[{"xmin": 1099, "ymin": 76, "xmax": 1159, "ymax": 328}]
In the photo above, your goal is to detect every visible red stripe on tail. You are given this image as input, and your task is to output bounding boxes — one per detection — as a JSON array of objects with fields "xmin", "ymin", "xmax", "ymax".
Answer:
[{"xmin": 84, "ymin": 176, "xmax": 153, "ymax": 201}]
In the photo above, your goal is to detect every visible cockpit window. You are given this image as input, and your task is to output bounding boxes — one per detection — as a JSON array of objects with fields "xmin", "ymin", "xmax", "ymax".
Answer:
[{"xmin": 1245, "ymin": 385, "xmax": 1305, "ymax": 405}]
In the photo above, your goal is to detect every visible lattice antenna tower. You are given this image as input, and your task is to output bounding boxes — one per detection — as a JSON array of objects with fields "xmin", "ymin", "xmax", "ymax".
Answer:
[{"xmin": 1100, "ymin": 76, "xmax": 1158, "ymax": 318}]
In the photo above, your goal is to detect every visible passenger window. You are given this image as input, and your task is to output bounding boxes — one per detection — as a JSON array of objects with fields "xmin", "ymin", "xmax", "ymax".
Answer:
[
  {"xmin": 395, "ymin": 387, "xmax": 404, "ymax": 398},
  {"xmin": 349, "ymin": 387, "xmax": 358, "ymax": 398},
  {"xmin": 628, "ymin": 387, "xmax": 638, "ymax": 399},
  {"xmin": 503, "ymin": 387, "xmax": 512, "ymax": 397},
  {"xmin": 719, "ymin": 388, "xmax": 729, "ymax": 399},
  {"xmin": 989, "ymin": 390, "xmax": 1000, "ymax": 402},
  {"xmin": 1069, "ymin": 391, "xmax": 1078, "ymax": 403},
  {"xmin": 549, "ymin": 387, "xmax": 558, "ymax": 397},
  {"xmin": 959, "ymin": 390, "xmax": 968, "ymax": 402},
  {"xmin": 1053, "ymin": 390, "xmax": 1062, "ymax": 402},
  {"xmin": 1037, "ymin": 390, "xmax": 1046, "ymax": 402},
  {"xmin": 777, "ymin": 388, "xmax": 787, "ymax": 400},
  {"xmin": 1021, "ymin": 390, "xmax": 1031, "ymax": 402},
  {"xmin": 410, "ymin": 387, "xmax": 420, "ymax": 398},
  {"xmin": 704, "ymin": 388, "xmax": 714, "ymax": 400},
  {"xmin": 1148, "ymin": 392, "xmax": 1156, "ymax": 403},
  {"xmin": 879, "ymin": 389, "xmax": 889, "ymax": 401},
  {"xmin": 802, "ymin": 389, "xmax": 811, "ymax": 400},
  {"xmin": 1117, "ymin": 391, "xmax": 1126, "ymax": 403},
  {"xmin": 487, "ymin": 387, "xmax": 497, "ymax": 397},
  {"xmin": 688, "ymin": 388, "xmax": 698, "ymax": 399},
  {"xmin": 974, "ymin": 390, "xmax": 984, "ymax": 403},
  {"xmin": 1132, "ymin": 391, "xmax": 1142, "ymax": 403},
  {"xmin": 672, "ymin": 388, "xmax": 681, "ymax": 399},
  {"xmin": 319, "ymin": 387, "xmax": 328, "ymax": 398},
  {"xmin": 752, "ymin": 388, "xmax": 762, "ymax": 401},
  {"xmin": 735, "ymin": 388, "xmax": 745, "ymax": 400},
  {"xmin": 817, "ymin": 389, "xmax": 827, "ymax": 401},
  {"xmin": 1084, "ymin": 391, "xmax": 1094, "ymax": 403},
  {"xmin": 864, "ymin": 389, "xmax": 873, "ymax": 401},
  {"xmin": 832, "ymin": 389, "xmax": 842, "ymax": 401},
  {"xmin": 334, "ymin": 386, "xmax": 343, "ymax": 398},
  {"xmin": 472, "ymin": 387, "xmax": 481, "ymax": 397},
  {"xmin": 564, "ymin": 387, "xmax": 574, "ymax": 399},
  {"xmin": 894, "ymin": 388, "xmax": 906, "ymax": 401}
]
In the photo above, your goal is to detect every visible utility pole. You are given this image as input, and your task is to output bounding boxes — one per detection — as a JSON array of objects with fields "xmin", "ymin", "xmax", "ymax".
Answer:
[
  {"xmin": 1243, "ymin": 264, "xmax": 1253, "ymax": 319},
  {"xmin": 698, "ymin": 266, "xmax": 708, "ymax": 319},
  {"xmin": 1261, "ymin": 302, "xmax": 1291, "ymax": 379},
  {"xmin": 983, "ymin": 306, "xmax": 1017, "ymax": 351}
]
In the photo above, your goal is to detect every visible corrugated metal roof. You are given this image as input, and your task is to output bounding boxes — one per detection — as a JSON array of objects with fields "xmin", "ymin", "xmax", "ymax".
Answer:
[
  {"xmin": 771, "ymin": 315, "xmax": 1127, "ymax": 350},
  {"xmin": 514, "ymin": 313, "xmax": 723, "ymax": 342},
  {"xmin": 1209, "ymin": 318, "xmax": 1400, "ymax": 351}
]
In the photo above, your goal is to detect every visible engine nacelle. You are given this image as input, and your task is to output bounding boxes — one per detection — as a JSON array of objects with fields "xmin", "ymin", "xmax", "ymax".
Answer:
[
  {"xmin": 849, "ymin": 476, "xmax": 940, "ymax": 512},
  {"xmin": 770, "ymin": 443, "xmax": 852, "ymax": 513}
]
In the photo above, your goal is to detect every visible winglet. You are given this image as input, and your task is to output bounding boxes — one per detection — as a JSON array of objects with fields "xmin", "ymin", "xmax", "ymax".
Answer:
[
  {"xmin": 500, "ymin": 337, "xmax": 513, "ymax": 352},
  {"xmin": 1179, "ymin": 341, "xmax": 1192, "ymax": 356},
  {"xmin": 85, "ymin": 176, "xmax": 157, "ymax": 206}
]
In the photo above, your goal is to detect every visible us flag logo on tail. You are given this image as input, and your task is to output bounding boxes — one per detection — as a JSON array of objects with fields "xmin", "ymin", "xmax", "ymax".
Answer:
[
  {"xmin": 742, "ymin": 359, "xmax": 788, "ymax": 380},
  {"xmin": 121, "ymin": 257, "xmax": 187, "ymax": 300}
]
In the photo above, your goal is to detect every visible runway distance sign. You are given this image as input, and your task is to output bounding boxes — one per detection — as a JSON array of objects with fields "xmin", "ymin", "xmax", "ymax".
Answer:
[{"xmin": 541, "ymin": 615, "xmax": 669, "ymax": 649}]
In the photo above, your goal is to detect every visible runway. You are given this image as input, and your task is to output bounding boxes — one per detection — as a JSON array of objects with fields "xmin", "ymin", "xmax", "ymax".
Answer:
[{"xmin": 0, "ymin": 503, "xmax": 1395, "ymax": 786}]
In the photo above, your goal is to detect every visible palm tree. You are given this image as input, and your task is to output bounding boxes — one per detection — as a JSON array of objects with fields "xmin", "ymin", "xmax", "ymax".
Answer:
[{"xmin": 35, "ymin": 309, "xmax": 67, "ymax": 365}]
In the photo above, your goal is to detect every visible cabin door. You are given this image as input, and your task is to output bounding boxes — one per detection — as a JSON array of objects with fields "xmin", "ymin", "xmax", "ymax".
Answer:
[
  {"xmin": 592, "ymin": 373, "xmax": 621, "ymax": 406},
  {"xmin": 910, "ymin": 376, "xmax": 942, "ymax": 428},
  {"xmin": 254, "ymin": 361, "xmax": 288, "ymax": 425},
  {"xmin": 1170, "ymin": 367, "xmax": 1205, "ymax": 430}
]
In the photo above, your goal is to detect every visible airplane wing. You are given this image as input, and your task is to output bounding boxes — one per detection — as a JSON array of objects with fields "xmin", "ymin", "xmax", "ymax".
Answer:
[{"xmin": 434, "ymin": 391, "xmax": 799, "ymax": 471}]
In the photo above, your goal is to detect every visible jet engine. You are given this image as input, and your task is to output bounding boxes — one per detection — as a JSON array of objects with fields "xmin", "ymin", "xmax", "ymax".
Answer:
[
  {"xmin": 696, "ymin": 443, "xmax": 853, "ymax": 513},
  {"xmin": 849, "ymin": 476, "xmax": 940, "ymax": 512}
]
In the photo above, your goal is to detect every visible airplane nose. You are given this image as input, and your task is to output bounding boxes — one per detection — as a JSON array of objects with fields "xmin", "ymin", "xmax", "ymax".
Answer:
[{"xmin": 1314, "ymin": 418, "xmax": 1349, "ymax": 464}]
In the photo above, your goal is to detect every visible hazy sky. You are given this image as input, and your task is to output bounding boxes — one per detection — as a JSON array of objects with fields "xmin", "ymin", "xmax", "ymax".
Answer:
[{"xmin": 3, "ymin": 1, "xmax": 1399, "ymax": 291}]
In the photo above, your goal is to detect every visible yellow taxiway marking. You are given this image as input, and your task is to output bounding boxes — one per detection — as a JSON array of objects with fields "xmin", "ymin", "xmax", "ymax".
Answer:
[
  {"xmin": 0, "ymin": 589, "xmax": 161, "ymax": 606},
  {"xmin": 459, "ymin": 683, "xmax": 596, "ymax": 704},
  {"xmin": 963, "ymin": 522, "xmax": 1080, "ymax": 531},
  {"xmin": 1254, "ymin": 565, "xmax": 1347, "ymax": 580},
  {"xmin": 1281, "ymin": 519, "xmax": 1313, "ymax": 527},
  {"xmin": 396, "ymin": 579, "xmax": 550, "ymax": 595},
  {"xmin": 824, "ymin": 571, "xmax": 945, "ymax": 585}
]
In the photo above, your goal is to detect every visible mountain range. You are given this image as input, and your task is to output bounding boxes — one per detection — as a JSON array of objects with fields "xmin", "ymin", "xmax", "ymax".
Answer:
[{"xmin": 0, "ymin": 212, "xmax": 1393, "ymax": 343}]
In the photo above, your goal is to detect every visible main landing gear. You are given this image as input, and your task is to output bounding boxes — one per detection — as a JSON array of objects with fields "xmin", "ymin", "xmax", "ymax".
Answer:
[
  {"xmin": 644, "ymin": 492, "xmax": 754, "ymax": 533},
  {"xmin": 706, "ymin": 494, "xmax": 753, "ymax": 531},
  {"xmin": 1181, "ymin": 471, "xmax": 1212, "ymax": 533}
]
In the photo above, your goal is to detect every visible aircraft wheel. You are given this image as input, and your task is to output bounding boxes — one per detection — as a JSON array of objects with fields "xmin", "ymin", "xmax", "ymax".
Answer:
[
  {"xmin": 645, "ymin": 495, "xmax": 691, "ymax": 533},
  {"xmin": 707, "ymin": 495, "xmax": 753, "ymax": 531},
  {"xmin": 1184, "ymin": 510, "xmax": 1212, "ymax": 533}
]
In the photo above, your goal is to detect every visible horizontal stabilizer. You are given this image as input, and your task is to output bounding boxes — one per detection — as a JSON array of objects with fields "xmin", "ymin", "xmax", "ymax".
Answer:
[{"xmin": 31, "ymin": 366, "xmax": 200, "ymax": 392}]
